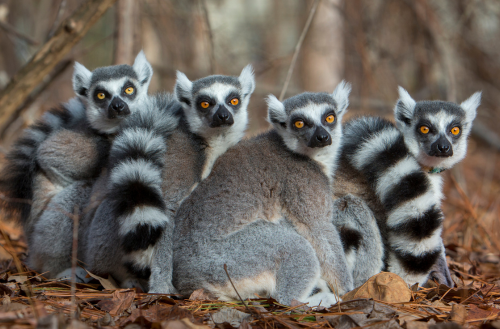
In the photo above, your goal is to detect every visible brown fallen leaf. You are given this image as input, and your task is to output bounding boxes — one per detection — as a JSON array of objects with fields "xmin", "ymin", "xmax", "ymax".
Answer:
[
  {"xmin": 406, "ymin": 321, "xmax": 430, "ymax": 329},
  {"xmin": 8, "ymin": 275, "xmax": 27, "ymax": 283},
  {"xmin": 208, "ymin": 307, "xmax": 252, "ymax": 327},
  {"xmin": 466, "ymin": 304, "xmax": 500, "ymax": 322},
  {"xmin": 104, "ymin": 289, "xmax": 137, "ymax": 316},
  {"xmin": 84, "ymin": 269, "xmax": 119, "ymax": 290},
  {"xmin": 342, "ymin": 272, "xmax": 412, "ymax": 303},
  {"xmin": 0, "ymin": 301, "xmax": 28, "ymax": 312},
  {"xmin": 450, "ymin": 304, "xmax": 467, "ymax": 325},
  {"xmin": 162, "ymin": 318, "xmax": 210, "ymax": 329},
  {"xmin": 125, "ymin": 304, "xmax": 174, "ymax": 324},
  {"xmin": 188, "ymin": 288, "xmax": 217, "ymax": 301}
]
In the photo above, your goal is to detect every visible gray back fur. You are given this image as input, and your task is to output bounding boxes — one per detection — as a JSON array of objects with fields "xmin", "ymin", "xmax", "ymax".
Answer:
[{"xmin": 163, "ymin": 87, "xmax": 354, "ymax": 306}]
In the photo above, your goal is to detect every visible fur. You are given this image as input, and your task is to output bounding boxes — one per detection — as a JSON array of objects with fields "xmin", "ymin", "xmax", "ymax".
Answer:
[
  {"xmin": 9, "ymin": 52, "xmax": 154, "ymax": 278},
  {"xmin": 84, "ymin": 67, "xmax": 255, "ymax": 291},
  {"xmin": 164, "ymin": 88, "xmax": 353, "ymax": 307},
  {"xmin": 333, "ymin": 89, "xmax": 479, "ymax": 287}
]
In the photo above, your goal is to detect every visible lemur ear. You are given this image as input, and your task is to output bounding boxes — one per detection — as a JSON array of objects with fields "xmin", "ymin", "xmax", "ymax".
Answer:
[
  {"xmin": 394, "ymin": 86, "xmax": 416, "ymax": 126},
  {"xmin": 266, "ymin": 94, "xmax": 287, "ymax": 129},
  {"xmin": 174, "ymin": 71, "xmax": 193, "ymax": 107},
  {"xmin": 238, "ymin": 64, "xmax": 255, "ymax": 98},
  {"xmin": 72, "ymin": 62, "xmax": 92, "ymax": 98},
  {"xmin": 460, "ymin": 91, "xmax": 481, "ymax": 123},
  {"xmin": 331, "ymin": 80, "xmax": 351, "ymax": 117},
  {"xmin": 133, "ymin": 50, "xmax": 153, "ymax": 89}
]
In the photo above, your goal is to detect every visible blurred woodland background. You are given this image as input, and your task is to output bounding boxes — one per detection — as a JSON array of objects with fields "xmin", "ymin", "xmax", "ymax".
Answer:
[{"xmin": 0, "ymin": 0, "xmax": 498, "ymax": 270}]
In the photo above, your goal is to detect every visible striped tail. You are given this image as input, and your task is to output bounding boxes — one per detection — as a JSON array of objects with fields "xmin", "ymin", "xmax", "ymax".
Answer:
[
  {"xmin": 0, "ymin": 98, "xmax": 85, "ymax": 226},
  {"xmin": 341, "ymin": 117, "xmax": 444, "ymax": 285},
  {"xmin": 106, "ymin": 93, "xmax": 180, "ymax": 281}
]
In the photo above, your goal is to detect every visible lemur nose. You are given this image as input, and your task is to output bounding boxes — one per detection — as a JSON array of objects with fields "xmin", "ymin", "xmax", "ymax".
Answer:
[
  {"xmin": 316, "ymin": 134, "xmax": 330, "ymax": 143},
  {"xmin": 112, "ymin": 102, "xmax": 125, "ymax": 112},
  {"xmin": 437, "ymin": 144, "xmax": 450, "ymax": 153},
  {"xmin": 218, "ymin": 111, "xmax": 230, "ymax": 122}
]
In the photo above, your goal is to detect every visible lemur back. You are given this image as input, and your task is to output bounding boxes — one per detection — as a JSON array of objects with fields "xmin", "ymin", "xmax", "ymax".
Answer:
[
  {"xmin": 0, "ymin": 99, "xmax": 104, "ymax": 233},
  {"xmin": 166, "ymin": 84, "xmax": 353, "ymax": 307},
  {"xmin": 83, "ymin": 66, "xmax": 256, "ymax": 291},
  {"xmin": 333, "ymin": 88, "xmax": 480, "ymax": 287},
  {"xmin": 9, "ymin": 51, "xmax": 154, "ymax": 279}
]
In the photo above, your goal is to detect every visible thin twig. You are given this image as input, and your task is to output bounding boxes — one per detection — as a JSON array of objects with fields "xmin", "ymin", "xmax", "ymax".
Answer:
[
  {"xmin": 0, "ymin": 21, "xmax": 38, "ymax": 46},
  {"xmin": 199, "ymin": 0, "xmax": 216, "ymax": 74},
  {"xmin": 70, "ymin": 206, "xmax": 80, "ymax": 319},
  {"xmin": 47, "ymin": 0, "xmax": 67, "ymax": 40},
  {"xmin": 279, "ymin": 0, "xmax": 321, "ymax": 101},
  {"xmin": 223, "ymin": 264, "xmax": 264, "ymax": 321}
]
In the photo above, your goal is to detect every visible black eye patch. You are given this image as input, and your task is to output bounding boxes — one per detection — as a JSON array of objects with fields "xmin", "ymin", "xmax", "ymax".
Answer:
[
  {"xmin": 415, "ymin": 119, "xmax": 437, "ymax": 135},
  {"xmin": 93, "ymin": 88, "xmax": 110, "ymax": 103},
  {"xmin": 290, "ymin": 116, "xmax": 314, "ymax": 130},
  {"xmin": 195, "ymin": 95, "xmax": 215, "ymax": 111},
  {"xmin": 122, "ymin": 81, "xmax": 137, "ymax": 100}
]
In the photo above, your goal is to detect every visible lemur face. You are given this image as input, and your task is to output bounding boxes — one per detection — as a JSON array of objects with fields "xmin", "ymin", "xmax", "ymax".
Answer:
[
  {"xmin": 174, "ymin": 65, "xmax": 255, "ymax": 140},
  {"xmin": 267, "ymin": 82, "xmax": 351, "ymax": 159},
  {"xmin": 72, "ymin": 51, "xmax": 153, "ymax": 134},
  {"xmin": 394, "ymin": 87, "xmax": 481, "ymax": 169}
]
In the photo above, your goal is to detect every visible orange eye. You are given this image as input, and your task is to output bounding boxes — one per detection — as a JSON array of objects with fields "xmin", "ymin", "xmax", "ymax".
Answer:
[
  {"xmin": 201, "ymin": 101, "xmax": 210, "ymax": 109},
  {"xmin": 420, "ymin": 126, "xmax": 429, "ymax": 134},
  {"xmin": 230, "ymin": 98, "xmax": 239, "ymax": 106},
  {"xmin": 294, "ymin": 121, "xmax": 304, "ymax": 129},
  {"xmin": 326, "ymin": 114, "xmax": 335, "ymax": 124},
  {"xmin": 97, "ymin": 93, "xmax": 105, "ymax": 100},
  {"xmin": 451, "ymin": 127, "xmax": 460, "ymax": 135},
  {"xmin": 125, "ymin": 87, "xmax": 134, "ymax": 95}
]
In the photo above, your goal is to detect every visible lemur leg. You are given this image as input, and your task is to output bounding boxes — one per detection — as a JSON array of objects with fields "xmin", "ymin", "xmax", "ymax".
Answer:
[
  {"xmin": 332, "ymin": 194, "xmax": 385, "ymax": 288},
  {"xmin": 172, "ymin": 220, "xmax": 341, "ymax": 307},
  {"xmin": 29, "ymin": 182, "xmax": 91, "ymax": 278},
  {"xmin": 149, "ymin": 221, "xmax": 177, "ymax": 294},
  {"xmin": 84, "ymin": 198, "xmax": 146, "ymax": 290}
]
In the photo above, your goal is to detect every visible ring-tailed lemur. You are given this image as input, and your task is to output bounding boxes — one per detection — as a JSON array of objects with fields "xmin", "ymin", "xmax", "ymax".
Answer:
[
  {"xmin": 333, "ymin": 87, "xmax": 480, "ymax": 287},
  {"xmin": 167, "ymin": 83, "xmax": 353, "ymax": 307},
  {"xmin": 83, "ymin": 66, "xmax": 256, "ymax": 291},
  {"xmin": 0, "ymin": 51, "xmax": 154, "ymax": 279},
  {"xmin": 332, "ymin": 194, "xmax": 384, "ymax": 288}
]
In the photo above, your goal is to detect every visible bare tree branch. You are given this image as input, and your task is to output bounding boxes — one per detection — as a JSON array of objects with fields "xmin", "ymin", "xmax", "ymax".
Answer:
[
  {"xmin": 0, "ymin": 21, "xmax": 38, "ymax": 46},
  {"xmin": 279, "ymin": 0, "xmax": 321, "ymax": 101},
  {"xmin": 46, "ymin": 0, "xmax": 67, "ymax": 41},
  {"xmin": 0, "ymin": 0, "xmax": 118, "ymax": 133}
]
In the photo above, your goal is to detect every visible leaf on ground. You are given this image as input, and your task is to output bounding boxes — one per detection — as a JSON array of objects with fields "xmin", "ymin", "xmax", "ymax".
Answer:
[
  {"xmin": 8, "ymin": 275, "xmax": 28, "ymax": 283},
  {"xmin": 161, "ymin": 318, "xmax": 210, "ymax": 329},
  {"xmin": 342, "ymin": 272, "xmax": 411, "ymax": 303},
  {"xmin": 322, "ymin": 299, "xmax": 401, "ymax": 329},
  {"xmin": 84, "ymin": 269, "xmax": 119, "ymax": 290},
  {"xmin": 36, "ymin": 313, "xmax": 67, "ymax": 329},
  {"xmin": 466, "ymin": 304, "xmax": 500, "ymax": 322},
  {"xmin": 99, "ymin": 289, "xmax": 136, "ymax": 316},
  {"xmin": 125, "ymin": 304, "xmax": 174, "ymax": 324},
  {"xmin": 208, "ymin": 307, "xmax": 252, "ymax": 327},
  {"xmin": 188, "ymin": 288, "xmax": 217, "ymax": 301},
  {"xmin": 406, "ymin": 321, "xmax": 431, "ymax": 329},
  {"xmin": 0, "ymin": 301, "xmax": 28, "ymax": 312},
  {"xmin": 450, "ymin": 304, "xmax": 467, "ymax": 325}
]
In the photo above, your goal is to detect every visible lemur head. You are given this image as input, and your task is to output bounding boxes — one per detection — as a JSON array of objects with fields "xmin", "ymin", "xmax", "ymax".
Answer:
[
  {"xmin": 266, "ymin": 81, "xmax": 351, "ymax": 175},
  {"xmin": 72, "ymin": 51, "xmax": 153, "ymax": 134},
  {"xmin": 174, "ymin": 65, "xmax": 255, "ymax": 143},
  {"xmin": 394, "ymin": 87, "xmax": 481, "ymax": 170}
]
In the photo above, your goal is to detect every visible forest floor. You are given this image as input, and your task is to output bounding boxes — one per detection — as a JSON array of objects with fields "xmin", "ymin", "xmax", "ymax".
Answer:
[{"xmin": 0, "ymin": 139, "xmax": 498, "ymax": 329}]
